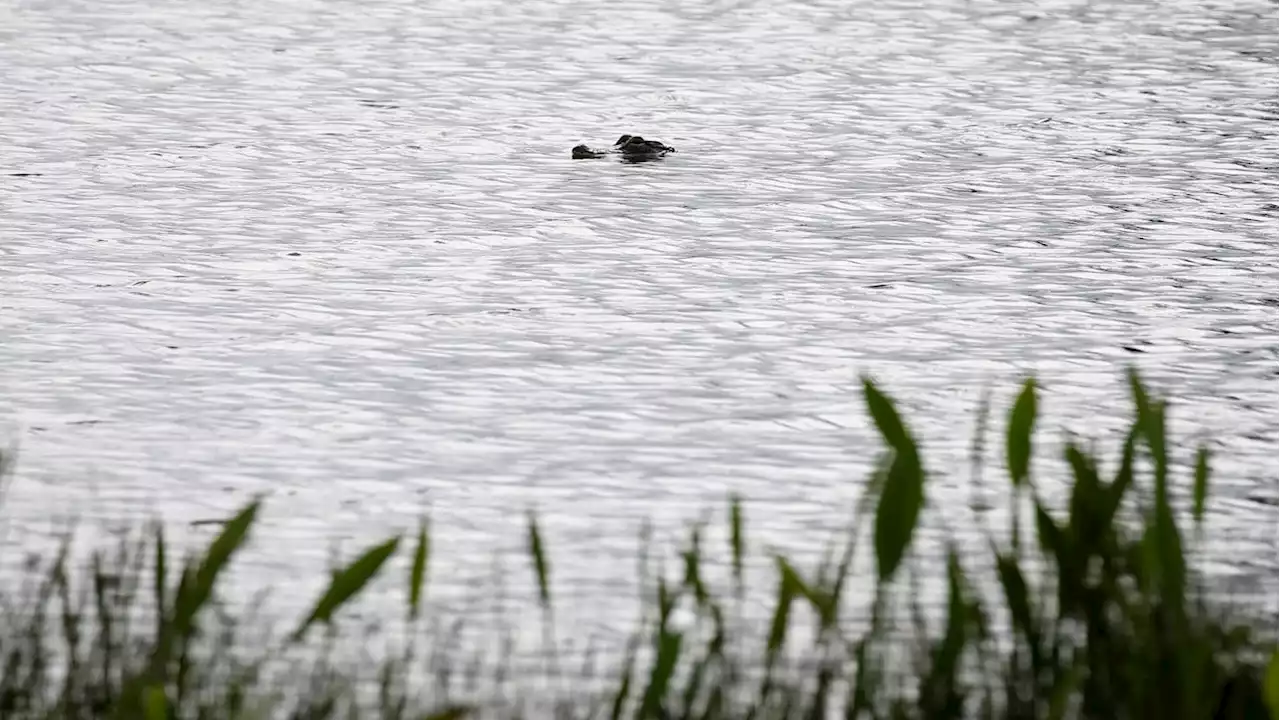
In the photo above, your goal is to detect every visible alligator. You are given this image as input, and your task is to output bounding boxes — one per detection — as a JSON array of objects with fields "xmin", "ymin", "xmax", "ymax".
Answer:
[{"xmin": 572, "ymin": 134, "xmax": 676, "ymax": 162}]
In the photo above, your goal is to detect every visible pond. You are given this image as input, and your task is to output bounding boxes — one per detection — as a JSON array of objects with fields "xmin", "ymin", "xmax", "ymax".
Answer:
[{"xmin": 1, "ymin": 0, "xmax": 1275, "ymax": 647}]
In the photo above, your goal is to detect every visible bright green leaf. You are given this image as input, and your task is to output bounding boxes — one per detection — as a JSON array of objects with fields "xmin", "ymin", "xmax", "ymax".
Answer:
[
  {"xmin": 1265, "ymin": 649, "xmax": 1278, "ymax": 720},
  {"xmin": 1006, "ymin": 378, "xmax": 1038, "ymax": 488},
  {"xmin": 639, "ymin": 630, "xmax": 682, "ymax": 719},
  {"xmin": 863, "ymin": 377, "xmax": 925, "ymax": 582},
  {"xmin": 292, "ymin": 536, "xmax": 400, "ymax": 643},
  {"xmin": 408, "ymin": 517, "xmax": 430, "ymax": 622},
  {"xmin": 176, "ymin": 498, "xmax": 260, "ymax": 634},
  {"xmin": 765, "ymin": 563, "xmax": 798, "ymax": 660},
  {"xmin": 142, "ymin": 685, "xmax": 167, "ymax": 720}
]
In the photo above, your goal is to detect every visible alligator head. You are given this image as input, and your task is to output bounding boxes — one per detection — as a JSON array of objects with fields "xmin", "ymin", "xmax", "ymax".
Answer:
[{"xmin": 572, "ymin": 134, "xmax": 676, "ymax": 162}]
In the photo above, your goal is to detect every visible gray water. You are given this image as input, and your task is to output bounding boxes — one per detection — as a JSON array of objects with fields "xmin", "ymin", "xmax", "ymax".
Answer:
[{"xmin": 1, "ymin": 0, "xmax": 1277, "ymax": 642}]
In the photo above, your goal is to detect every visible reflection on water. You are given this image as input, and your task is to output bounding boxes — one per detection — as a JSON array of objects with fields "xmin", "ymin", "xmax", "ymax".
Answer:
[{"xmin": 0, "ymin": 0, "xmax": 1276, "ymax": 634}]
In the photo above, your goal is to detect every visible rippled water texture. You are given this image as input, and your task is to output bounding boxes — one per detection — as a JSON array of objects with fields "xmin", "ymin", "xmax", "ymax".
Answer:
[{"xmin": 1, "ymin": 0, "xmax": 1277, "ymax": 632}]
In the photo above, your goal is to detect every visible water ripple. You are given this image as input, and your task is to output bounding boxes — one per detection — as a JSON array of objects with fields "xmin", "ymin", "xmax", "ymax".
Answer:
[{"xmin": 0, "ymin": 0, "xmax": 1275, "ymax": 630}]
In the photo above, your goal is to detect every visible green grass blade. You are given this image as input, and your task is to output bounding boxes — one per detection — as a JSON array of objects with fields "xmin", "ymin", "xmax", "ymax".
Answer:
[
  {"xmin": 656, "ymin": 576, "xmax": 677, "ymax": 632},
  {"xmin": 1266, "ymin": 649, "xmax": 1278, "ymax": 720},
  {"xmin": 679, "ymin": 647, "xmax": 713, "ymax": 719},
  {"xmin": 875, "ymin": 454, "xmax": 925, "ymax": 582},
  {"xmin": 862, "ymin": 376, "xmax": 920, "ymax": 463},
  {"xmin": 1127, "ymin": 365, "xmax": 1151, "ymax": 415},
  {"xmin": 920, "ymin": 549, "xmax": 969, "ymax": 717},
  {"xmin": 1104, "ymin": 427, "xmax": 1138, "ymax": 524},
  {"xmin": 993, "ymin": 551, "xmax": 1036, "ymax": 653},
  {"xmin": 682, "ymin": 525, "xmax": 709, "ymax": 607},
  {"xmin": 608, "ymin": 630, "xmax": 641, "ymax": 720},
  {"xmin": 408, "ymin": 517, "xmax": 430, "ymax": 622},
  {"xmin": 153, "ymin": 521, "xmax": 168, "ymax": 630},
  {"xmin": 1148, "ymin": 402, "xmax": 1187, "ymax": 603},
  {"xmin": 1193, "ymin": 445, "xmax": 1211, "ymax": 525},
  {"xmin": 863, "ymin": 378, "xmax": 925, "ymax": 582},
  {"xmin": 729, "ymin": 494, "xmax": 745, "ymax": 594},
  {"xmin": 1146, "ymin": 397, "xmax": 1171, "ymax": 502},
  {"xmin": 1128, "ymin": 367, "xmax": 1170, "ymax": 505},
  {"xmin": 1065, "ymin": 444, "xmax": 1102, "ymax": 540},
  {"xmin": 1136, "ymin": 368, "xmax": 1172, "ymax": 543},
  {"xmin": 639, "ymin": 630, "xmax": 682, "ymax": 720},
  {"xmin": 177, "ymin": 499, "xmax": 260, "ymax": 632},
  {"xmin": 1034, "ymin": 503, "xmax": 1071, "ymax": 588},
  {"xmin": 765, "ymin": 560, "xmax": 798, "ymax": 661},
  {"xmin": 848, "ymin": 636, "xmax": 879, "ymax": 719},
  {"xmin": 1006, "ymin": 378, "xmax": 1038, "ymax": 488},
  {"xmin": 526, "ymin": 510, "xmax": 551, "ymax": 608},
  {"xmin": 823, "ymin": 533, "xmax": 856, "ymax": 633},
  {"xmin": 140, "ymin": 495, "xmax": 260, "ymax": 700},
  {"xmin": 855, "ymin": 450, "xmax": 891, "ymax": 536},
  {"xmin": 142, "ymin": 685, "xmax": 167, "ymax": 720},
  {"xmin": 776, "ymin": 556, "xmax": 832, "ymax": 631},
  {"xmin": 292, "ymin": 536, "xmax": 401, "ymax": 643}
]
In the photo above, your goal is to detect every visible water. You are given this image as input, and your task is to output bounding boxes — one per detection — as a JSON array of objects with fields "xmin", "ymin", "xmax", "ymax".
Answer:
[{"xmin": 1, "ymin": 0, "xmax": 1276, "ymax": 644}]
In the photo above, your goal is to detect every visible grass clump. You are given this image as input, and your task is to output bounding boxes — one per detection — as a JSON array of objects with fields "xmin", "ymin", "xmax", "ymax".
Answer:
[{"xmin": 0, "ymin": 367, "xmax": 1274, "ymax": 719}]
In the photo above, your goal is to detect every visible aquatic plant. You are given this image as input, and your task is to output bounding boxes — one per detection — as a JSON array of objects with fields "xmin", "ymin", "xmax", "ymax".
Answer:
[{"xmin": 0, "ymin": 368, "xmax": 1273, "ymax": 719}]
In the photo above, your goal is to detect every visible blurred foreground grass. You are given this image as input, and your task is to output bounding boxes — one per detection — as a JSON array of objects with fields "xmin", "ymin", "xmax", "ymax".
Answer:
[{"xmin": 0, "ymin": 368, "xmax": 1274, "ymax": 719}]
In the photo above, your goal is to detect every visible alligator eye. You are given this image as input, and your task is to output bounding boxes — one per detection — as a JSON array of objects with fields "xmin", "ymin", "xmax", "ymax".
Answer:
[{"xmin": 615, "ymin": 135, "xmax": 632, "ymax": 146}]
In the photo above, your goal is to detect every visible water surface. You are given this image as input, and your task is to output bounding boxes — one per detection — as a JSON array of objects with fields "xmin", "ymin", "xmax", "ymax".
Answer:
[{"xmin": 1, "ymin": 0, "xmax": 1276, "ymax": 637}]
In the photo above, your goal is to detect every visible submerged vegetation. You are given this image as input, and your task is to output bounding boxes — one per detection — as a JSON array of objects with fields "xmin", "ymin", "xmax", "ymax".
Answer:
[{"xmin": 0, "ymin": 369, "xmax": 1274, "ymax": 719}]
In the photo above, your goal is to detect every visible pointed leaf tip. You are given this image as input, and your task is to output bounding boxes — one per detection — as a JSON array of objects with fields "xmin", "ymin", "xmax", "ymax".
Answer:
[
  {"xmin": 862, "ymin": 378, "xmax": 925, "ymax": 582},
  {"xmin": 408, "ymin": 517, "xmax": 430, "ymax": 621},
  {"xmin": 292, "ymin": 536, "xmax": 400, "ymax": 643},
  {"xmin": 526, "ymin": 510, "xmax": 551, "ymax": 607},
  {"xmin": 729, "ymin": 495, "xmax": 745, "ymax": 587}
]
